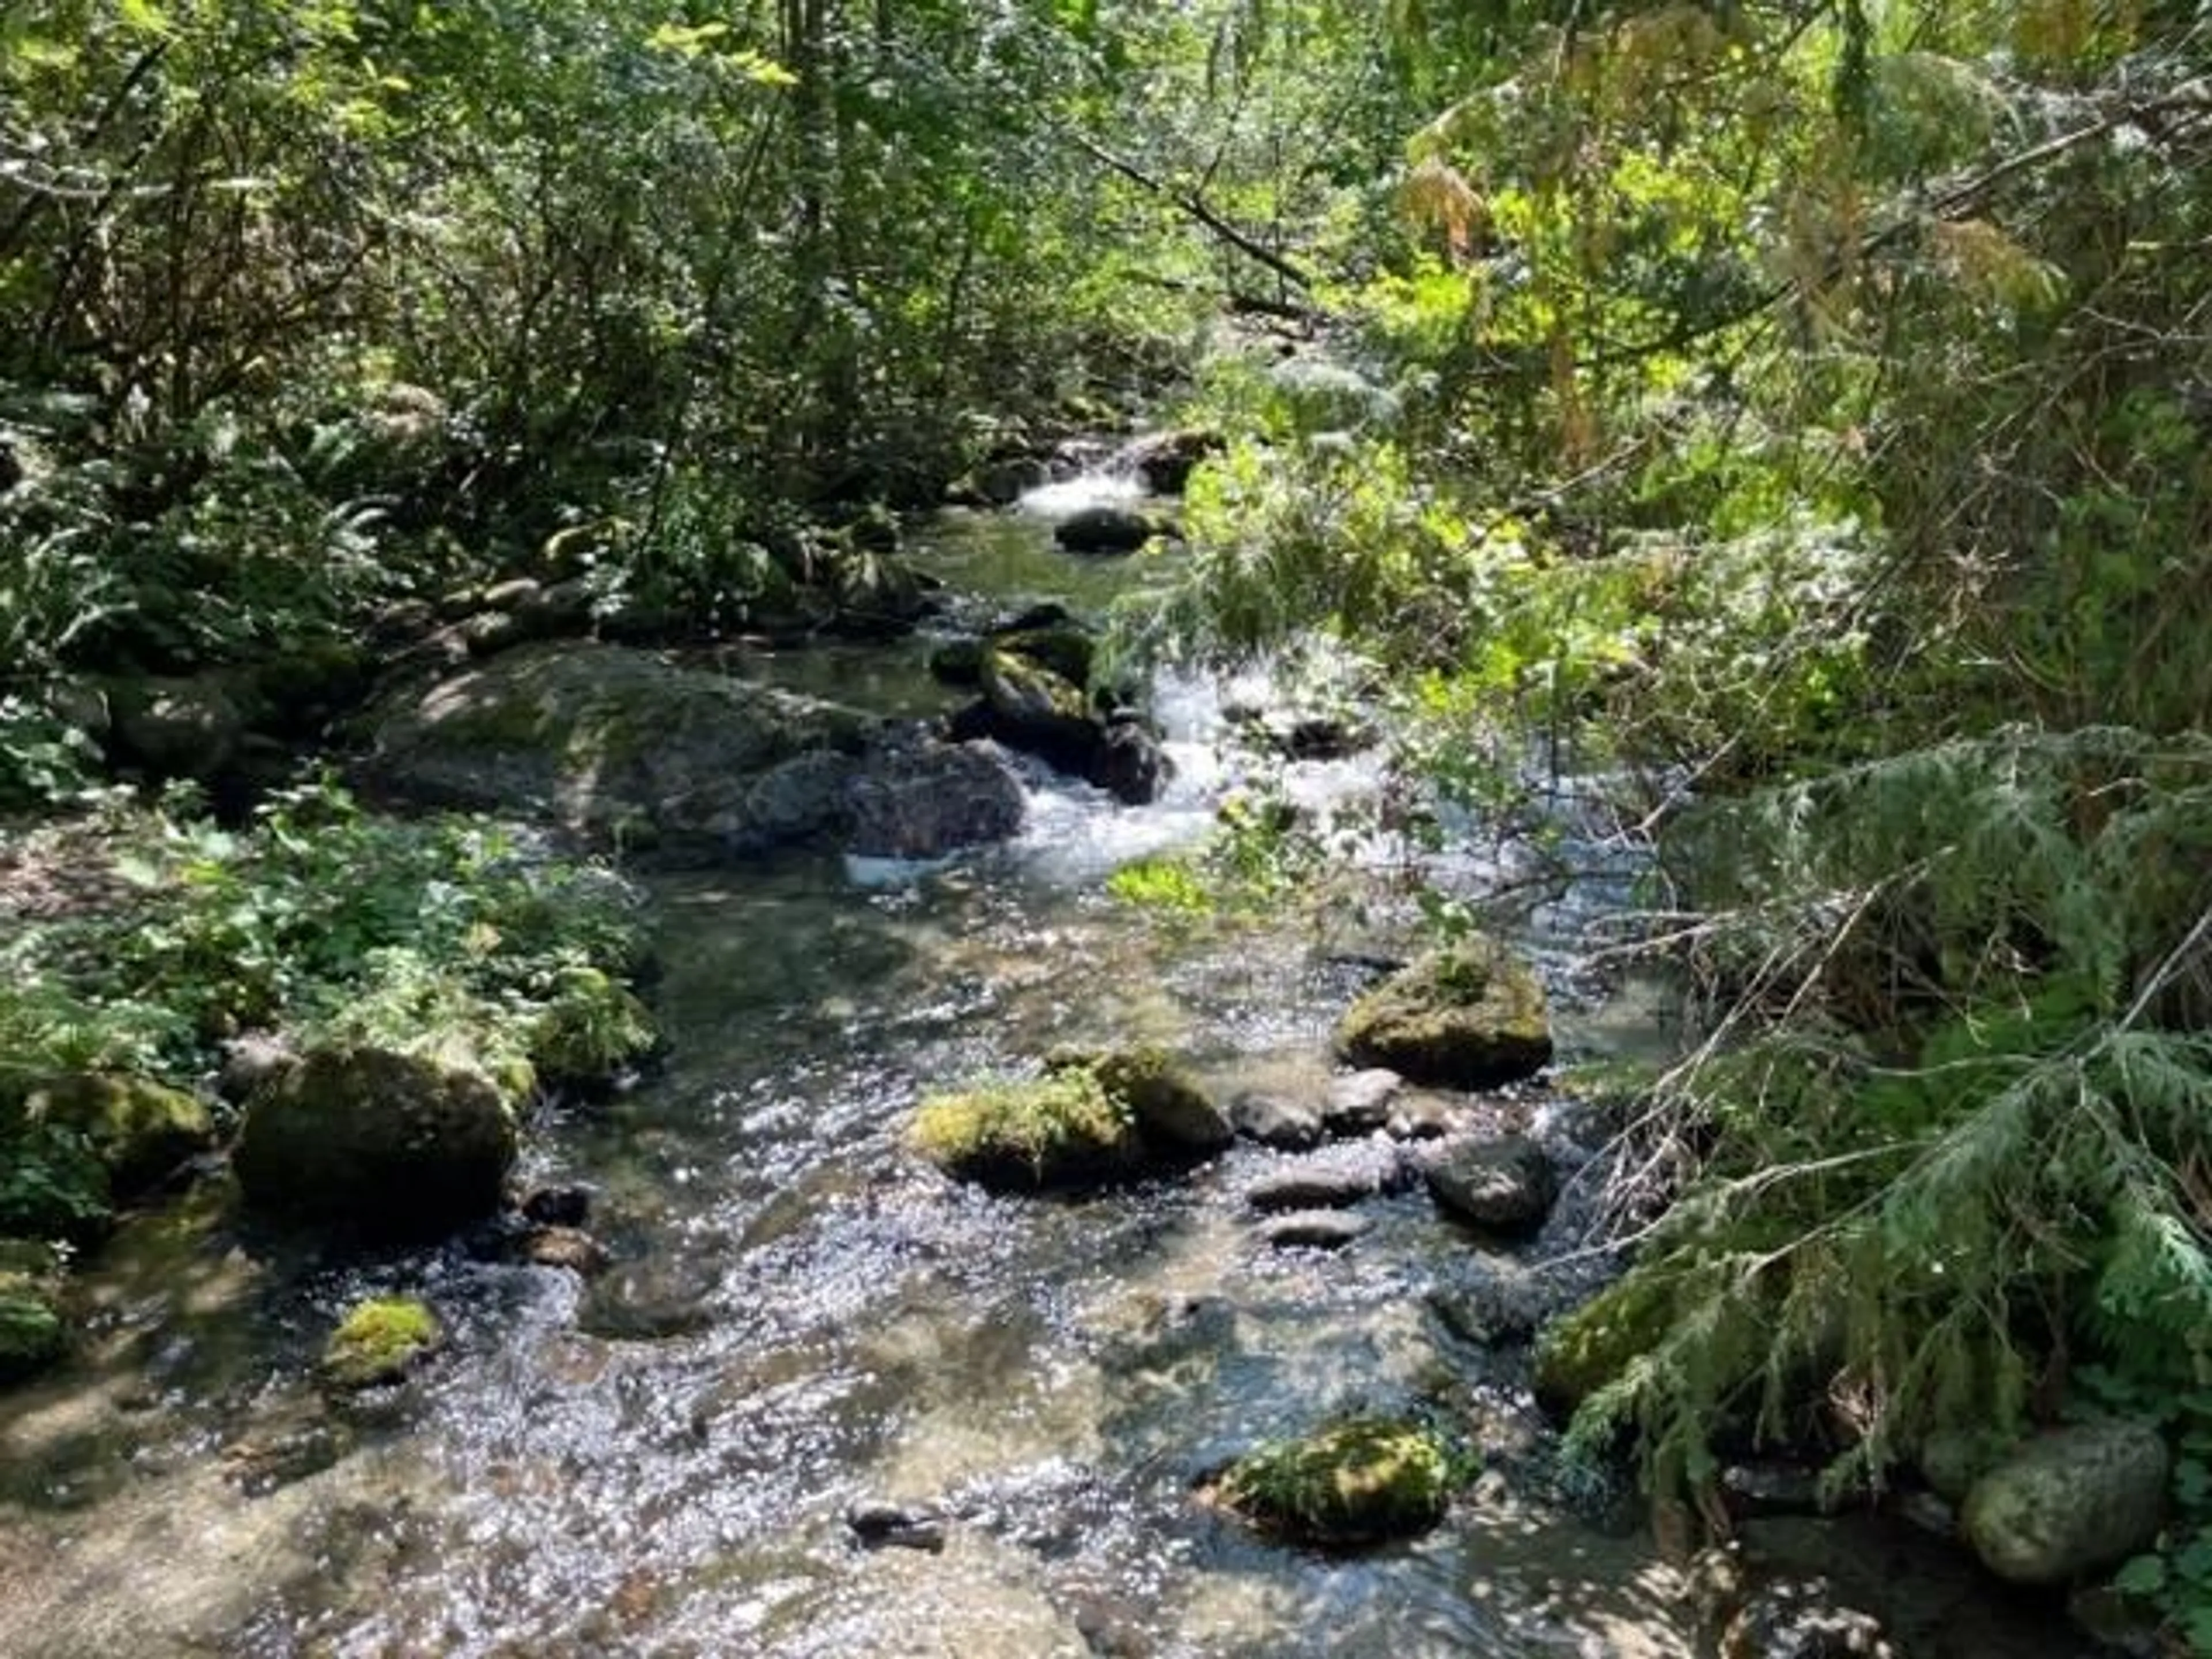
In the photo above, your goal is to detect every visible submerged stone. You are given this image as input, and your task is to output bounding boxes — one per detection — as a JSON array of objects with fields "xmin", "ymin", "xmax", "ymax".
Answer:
[
  {"xmin": 1216, "ymin": 1416, "xmax": 1455, "ymax": 1546},
  {"xmin": 1423, "ymin": 1134, "xmax": 1557, "ymax": 1236},
  {"xmin": 1054, "ymin": 505, "xmax": 1167, "ymax": 554},
  {"xmin": 1334, "ymin": 937, "xmax": 1554, "ymax": 1089},
  {"xmin": 1257, "ymin": 1210, "xmax": 1370, "ymax": 1251}
]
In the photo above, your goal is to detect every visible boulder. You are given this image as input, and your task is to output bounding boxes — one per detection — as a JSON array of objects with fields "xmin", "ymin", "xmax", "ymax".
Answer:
[
  {"xmin": 18, "ymin": 1072, "xmax": 214, "ymax": 1198},
  {"xmin": 1054, "ymin": 505, "xmax": 1167, "ymax": 555},
  {"xmin": 994, "ymin": 625, "xmax": 1097, "ymax": 688},
  {"xmin": 374, "ymin": 642, "xmax": 1021, "ymax": 863},
  {"xmin": 232, "ymin": 1046, "xmax": 518, "ymax": 1240},
  {"xmin": 1335, "ymin": 937, "xmax": 1554, "ymax": 1088},
  {"xmin": 926, "ymin": 638, "xmax": 987, "ymax": 686},
  {"xmin": 1961, "ymin": 1421, "xmax": 2169, "ymax": 1585},
  {"xmin": 1075, "ymin": 1047, "xmax": 1233, "ymax": 1156},
  {"xmin": 1230, "ymin": 1091, "xmax": 1324, "ymax": 1151},
  {"xmin": 976, "ymin": 647, "xmax": 1099, "ymax": 766},
  {"xmin": 1424, "ymin": 1134, "xmax": 1557, "ymax": 1235},
  {"xmin": 1215, "ymin": 1416, "xmax": 1453, "ymax": 1546},
  {"xmin": 1123, "ymin": 428, "xmax": 1224, "ymax": 495},
  {"xmin": 1323, "ymin": 1069, "xmax": 1403, "ymax": 1134},
  {"xmin": 108, "ymin": 674, "xmax": 249, "ymax": 779},
  {"xmin": 320, "ymin": 1296, "xmax": 441, "ymax": 1390},
  {"xmin": 1093, "ymin": 721, "xmax": 1169, "ymax": 806},
  {"xmin": 843, "ymin": 736, "xmax": 1027, "ymax": 859}
]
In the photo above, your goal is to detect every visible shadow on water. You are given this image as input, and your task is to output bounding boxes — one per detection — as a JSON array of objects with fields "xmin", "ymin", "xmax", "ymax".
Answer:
[{"xmin": 0, "ymin": 490, "xmax": 2104, "ymax": 1659}]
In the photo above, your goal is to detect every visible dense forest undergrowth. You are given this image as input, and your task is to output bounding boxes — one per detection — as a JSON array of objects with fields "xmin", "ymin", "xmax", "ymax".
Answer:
[{"xmin": 4, "ymin": 0, "xmax": 2212, "ymax": 1649}]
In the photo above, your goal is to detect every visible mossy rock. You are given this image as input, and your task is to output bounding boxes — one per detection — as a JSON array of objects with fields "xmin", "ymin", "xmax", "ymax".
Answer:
[
  {"xmin": 911, "ymin": 1069, "xmax": 1141, "ymax": 1192},
  {"xmin": 321, "ymin": 1296, "xmax": 441, "ymax": 1390},
  {"xmin": 20, "ymin": 1072, "xmax": 214, "ymax": 1198},
  {"xmin": 232, "ymin": 1045, "xmax": 517, "ymax": 1241},
  {"xmin": 1046, "ymin": 1046, "xmax": 1232, "ymax": 1156},
  {"xmin": 1217, "ymin": 1416, "xmax": 1456, "ymax": 1546},
  {"xmin": 528, "ymin": 966, "xmax": 658, "ymax": 1090},
  {"xmin": 1334, "ymin": 937, "xmax": 1554, "ymax": 1089},
  {"xmin": 1531, "ymin": 1271, "xmax": 1679, "ymax": 1421},
  {"xmin": 994, "ymin": 626, "xmax": 1097, "ymax": 690}
]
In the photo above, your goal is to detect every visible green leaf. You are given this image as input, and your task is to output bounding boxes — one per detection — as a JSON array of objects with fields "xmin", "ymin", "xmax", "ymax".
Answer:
[{"xmin": 2113, "ymin": 1554, "xmax": 2167, "ymax": 1597}]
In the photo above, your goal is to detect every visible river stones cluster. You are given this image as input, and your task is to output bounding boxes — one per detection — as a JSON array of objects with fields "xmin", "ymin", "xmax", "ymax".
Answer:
[{"xmin": 934, "ymin": 612, "xmax": 1169, "ymax": 805}]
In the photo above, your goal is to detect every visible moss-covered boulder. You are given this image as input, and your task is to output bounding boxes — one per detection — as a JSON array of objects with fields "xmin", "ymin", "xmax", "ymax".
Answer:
[
  {"xmin": 976, "ymin": 647, "xmax": 1100, "ymax": 763},
  {"xmin": 1531, "ymin": 1272, "xmax": 1678, "ymax": 1421},
  {"xmin": 1962, "ymin": 1421, "xmax": 2170, "ymax": 1585},
  {"xmin": 19, "ymin": 1073, "xmax": 214, "ymax": 1198},
  {"xmin": 232, "ymin": 1046, "xmax": 517, "ymax": 1240},
  {"xmin": 0, "ymin": 1249, "xmax": 66, "ymax": 1384},
  {"xmin": 1048, "ymin": 1046, "xmax": 1233, "ymax": 1156},
  {"xmin": 321, "ymin": 1296, "xmax": 441, "ymax": 1389},
  {"xmin": 1215, "ymin": 1416, "xmax": 1455, "ymax": 1546},
  {"xmin": 1334, "ymin": 938, "xmax": 1554, "ymax": 1089},
  {"xmin": 911, "ymin": 1070, "xmax": 1142, "ymax": 1192}
]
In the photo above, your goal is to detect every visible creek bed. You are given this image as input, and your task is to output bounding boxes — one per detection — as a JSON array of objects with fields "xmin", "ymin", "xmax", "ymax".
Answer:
[{"xmin": 0, "ymin": 486, "xmax": 2096, "ymax": 1658}]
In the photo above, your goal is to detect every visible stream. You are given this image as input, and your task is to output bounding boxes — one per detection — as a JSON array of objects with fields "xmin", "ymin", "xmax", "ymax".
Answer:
[{"xmin": 0, "ymin": 483, "xmax": 2097, "ymax": 1657}]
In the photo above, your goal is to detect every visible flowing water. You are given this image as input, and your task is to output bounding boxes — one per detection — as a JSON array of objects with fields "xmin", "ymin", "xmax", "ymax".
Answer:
[{"xmin": 0, "ymin": 482, "xmax": 2096, "ymax": 1658}]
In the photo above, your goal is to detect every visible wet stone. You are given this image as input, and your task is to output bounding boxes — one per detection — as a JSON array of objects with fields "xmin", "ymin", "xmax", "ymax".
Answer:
[
  {"xmin": 1386, "ymin": 1093, "xmax": 1461, "ymax": 1141},
  {"xmin": 1322, "ymin": 1069, "xmax": 1402, "ymax": 1134},
  {"xmin": 1423, "ymin": 1133, "xmax": 1557, "ymax": 1236},
  {"xmin": 1257, "ymin": 1210, "xmax": 1369, "ymax": 1251},
  {"xmin": 847, "ymin": 1501, "xmax": 947, "ymax": 1554},
  {"xmin": 523, "ymin": 1226, "xmax": 610, "ymax": 1275},
  {"xmin": 521, "ymin": 1183, "xmax": 594, "ymax": 1228},
  {"xmin": 1244, "ymin": 1164, "xmax": 1382, "ymax": 1213},
  {"xmin": 1229, "ymin": 1091, "xmax": 1324, "ymax": 1151}
]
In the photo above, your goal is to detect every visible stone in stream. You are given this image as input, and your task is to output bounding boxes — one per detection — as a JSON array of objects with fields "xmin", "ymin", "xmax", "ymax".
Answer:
[
  {"xmin": 1322, "ymin": 1069, "xmax": 1403, "ymax": 1134},
  {"xmin": 521, "ymin": 1226, "xmax": 611, "ymax": 1275},
  {"xmin": 520, "ymin": 1183, "xmax": 595, "ymax": 1228},
  {"xmin": 1229, "ymin": 1091, "xmax": 1324, "ymax": 1151},
  {"xmin": 1245, "ymin": 1164, "xmax": 1384, "ymax": 1214},
  {"xmin": 1257, "ymin": 1210, "xmax": 1369, "ymax": 1251},
  {"xmin": 1122, "ymin": 427, "xmax": 1225, "ymax": 495},
  {"xmin": 1335, "ymin": 936, "xmax": 1554, "ymax": 1089},
  {"xmin": 1054, "ymin": 505, "xmax": 1169, "ymax": 554},
  {"xmin": 1385, "ymin": 1093, "xmax": 1461, "ymax": 1141},
  {"xmin": 1961, "ymin": 1420, "xmax": 2170, "ymax": 1585},
  {"xmin": 1423, "ymin": 1134, "xmax": 1558, "ymax": 1236},
  {"xmin": 1214, "ymin": 1416, "xmax": 1453, "ymax": 1546},
  {"xmin": 320, "ymin": 1297, "xmax": 441, "ymax": 1391},
  {"xmin": 846, "ymin": 1500, "xmax": 947, "ymax": 1554},
  {"xmin": 232, "ymin": 1046, "xmax": 517, "ymax": 1241}
]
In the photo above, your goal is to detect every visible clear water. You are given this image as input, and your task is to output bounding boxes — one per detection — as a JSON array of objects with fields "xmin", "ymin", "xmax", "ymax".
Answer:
[{"xmin": 0, "ymin": 483, "xmax": 2095, "ymax": 1658}]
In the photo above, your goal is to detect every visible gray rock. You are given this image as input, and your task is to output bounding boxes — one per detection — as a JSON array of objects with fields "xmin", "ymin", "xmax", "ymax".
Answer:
[
  {"xmin": 847, "ymin": 1501, "xmax": 947, "ymax": 1553},
  {"xmin": 842, "ymin": 737, "xmax": 1027, "ymax": 858},
  {"xmin": 1093, "ymin": 720, "xmax": 1168, "ymax": 806},
  {"xmin": 1386, "ymin": 1094, "xmax": 1461, "ymax": 1141},
  {"xmin": 1245, "ymin": 1164, "xmax": 1382, "ymax": 1213},
  {"xmin": 1230, "ymin": 1091, "xmax": 1324, "ymax": 1151},
  {"xmin": 109, "ymin": 675, "xmax": 248, "ymax": 779},
  {"xmin": 1962, "ymin": 1420, "xmax": 2170, "ymax": 1585},
  {"xmin": 1428, "ymin": 1263, "xmax": 1543, "ymax": 1345},
  {"xmin": 1258, "ymin": 1210, "xmax": 1369, "ymax": 1251},
  {"xmin": 1323, "ymin": 1069, "xmax": 1402, "ymax": 1134},
  {"xmin": 1424, "ymin": 1134, "xmax": 1557, "ymax": 1234},
  {"xmin": 1122, "ymin": 427, "xmax": 1224, "ymax": 495}
]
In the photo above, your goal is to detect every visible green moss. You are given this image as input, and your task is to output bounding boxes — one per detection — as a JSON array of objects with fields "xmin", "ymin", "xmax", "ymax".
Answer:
[
  {"xmin": 1531, "ymin": 1270, "xmax": 1680, "ymax": 1421},
  {"xmin": 1217, "ymin": 1416, "xmax": 1457, "ymax": 1546},
  {"xmin": 1335, "ymin": 937, "xmax": 1554, "ymax": 1088},
  {"xmin": 911, "ymin": 1070, "xmax": 1140, "ymax": 1190},
  {"xmin": 321, "ymin": 1295, "xmax": 441, "ymax": 1389}
]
